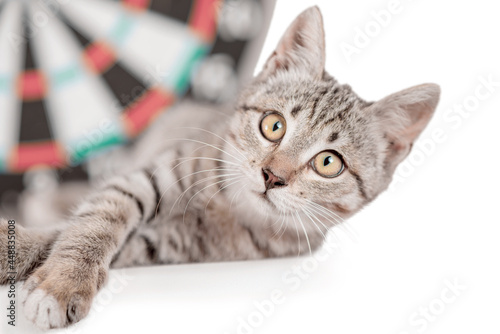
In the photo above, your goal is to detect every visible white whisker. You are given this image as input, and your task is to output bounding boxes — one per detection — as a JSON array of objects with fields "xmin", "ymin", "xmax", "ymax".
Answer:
[
  {"xmin": 176, "ymin": 127, "xmax": 247, "ymax": 161},
  {"xmin": 306, "ymin": 200, "xmax": 345, "ymax": 223},
  {"xmin": 204, "ymin": 178, "xmax": 243, "ymax": 213},
  {"xmin": 169, "ymin": 172, "xmax": 242, "ymax": 216},
  {"xmin": 296, "ymin": 211, "xmax": 312, "ymax": 255},
  {"xmin": 182, "ymin": 176, "xmax": 245, "ymax": 223},
  {"xmin": 167, "ymin": 138, "xmax": 244, "ymax": 163},
  {"xmin": 302, "ymin": 207, "xmax": 327, "ymax": 240},
  {"xmin": 291, "ymin": 212, "xmax": 301, "ymax": 256},
  {"xmin": 229, "ymin": 186, "xmax": 244, "ymax": 212}
]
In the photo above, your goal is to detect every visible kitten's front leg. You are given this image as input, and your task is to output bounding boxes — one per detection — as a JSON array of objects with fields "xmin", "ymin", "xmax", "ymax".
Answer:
[
  {"xmin": 20, "ymin": 169, "xmax": 160, "ymax": 329},
  {"xmin": 0, "ymin": 219, "xmax": 59, "ymax": 284}
]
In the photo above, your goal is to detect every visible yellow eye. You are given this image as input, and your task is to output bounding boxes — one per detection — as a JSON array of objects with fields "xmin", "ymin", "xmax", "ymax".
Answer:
[
  {"xmin": 312, "ymin": 151, "xmax": 344, "ymax": 178},
  {"xmin": 260, "ymin": 113, "xmax": 286, "ymax": 142}
]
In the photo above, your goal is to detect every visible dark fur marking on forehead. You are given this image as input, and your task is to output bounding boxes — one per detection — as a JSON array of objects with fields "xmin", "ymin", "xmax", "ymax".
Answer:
[
  {"xmin": 348, "ymin": 169, "xmax": 368, "ymax": 201},
  {"xmin": 311, "ymin": 111, "xmax": 326, "ymax": 127},
  {"xmin": 291, "ymin": 105, "xmax": 302, "ymax": 117},
  {"xmin": 328, "ymin": 132, "xmax": 338, "ymax": 142},
  {"xmin": 310, "ymin": 96, "xmax": 321, "ymax": 119},
  {"xmin": 320, "ymin": 100, "xmax": 355, "ymax": 127},
  {"xmin": 308, "ymin": 87, "xmax": 329, "ymax": 121}
]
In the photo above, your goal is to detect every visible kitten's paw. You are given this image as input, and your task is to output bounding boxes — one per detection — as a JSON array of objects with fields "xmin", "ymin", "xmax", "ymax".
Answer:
[{"xmin": 21, "ymin": 264, "xmax": 99, "ymax": 329}]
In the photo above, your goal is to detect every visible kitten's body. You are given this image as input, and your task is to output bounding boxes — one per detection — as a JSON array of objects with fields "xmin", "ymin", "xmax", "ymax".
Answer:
[
  {"xmin": 103, "ymin": 100, "xmax": 315, "ymax": 268},
  {"xmin": 0, "ymin": 7, "xmax": 440, "ymax": 330}
]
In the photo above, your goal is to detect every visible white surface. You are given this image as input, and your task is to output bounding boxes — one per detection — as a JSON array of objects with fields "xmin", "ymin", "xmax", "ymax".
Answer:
[{"xmin": 2, "ymin": 0, "xmax": 500, "ymax": 333}]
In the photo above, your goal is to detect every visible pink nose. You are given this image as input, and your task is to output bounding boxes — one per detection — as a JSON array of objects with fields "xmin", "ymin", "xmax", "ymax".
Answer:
[{"xmin": 262, "ymin": 168, "xmax": 287, "ymax": 190}]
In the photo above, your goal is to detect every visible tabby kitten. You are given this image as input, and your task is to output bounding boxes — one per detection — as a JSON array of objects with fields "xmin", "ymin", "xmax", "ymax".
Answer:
[{"xmin": 0, "ymin": 6, "xmax": 440, "ymax": 330}]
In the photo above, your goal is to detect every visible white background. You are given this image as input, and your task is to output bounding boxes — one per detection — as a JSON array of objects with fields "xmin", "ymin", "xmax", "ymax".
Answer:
[{"xmin": 2, "ymin": 0, "xmax": 500, "ymax": 333}]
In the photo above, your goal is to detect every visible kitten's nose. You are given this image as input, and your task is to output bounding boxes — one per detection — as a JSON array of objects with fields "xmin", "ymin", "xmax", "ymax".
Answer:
[{"xmin": 262, "ymin": 168, "xmax": 287, "ymax": 190}]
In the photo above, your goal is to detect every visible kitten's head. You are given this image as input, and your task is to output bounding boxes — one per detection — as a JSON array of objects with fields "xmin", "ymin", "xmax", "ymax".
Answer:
[{"xmin": 223, "ymin": 7, "xmax": 440, "ymax": 229}]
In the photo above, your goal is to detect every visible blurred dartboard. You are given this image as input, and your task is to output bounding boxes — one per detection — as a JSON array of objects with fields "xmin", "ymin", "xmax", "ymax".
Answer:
[{"xmin": 0, "ymin": 0, "xmax": 274, "ymax": 205}]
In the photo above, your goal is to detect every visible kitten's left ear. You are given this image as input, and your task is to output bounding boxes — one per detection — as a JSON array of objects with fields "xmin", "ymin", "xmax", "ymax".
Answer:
[
  {"xmin": 258, "ymin": 6, "xmax": 326, "ymax": 80},
  {"xmin": 372, "ymin": 83, "xmax": 441, "ymax": 173}
]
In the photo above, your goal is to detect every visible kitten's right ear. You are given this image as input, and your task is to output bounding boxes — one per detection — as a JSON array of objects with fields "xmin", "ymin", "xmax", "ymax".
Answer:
[
  {"xmin": 258, "ymin": 6, "xmax": 326, "ymax": 80},
  {"xmin": 372, "ymin": 83, "xmax": 441, "ymax": 174}
]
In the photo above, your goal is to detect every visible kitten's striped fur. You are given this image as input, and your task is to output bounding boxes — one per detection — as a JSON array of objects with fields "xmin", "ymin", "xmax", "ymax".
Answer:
[{"xmin": 0, "ymin": 7, "xmax": 440, "ymax": 329}]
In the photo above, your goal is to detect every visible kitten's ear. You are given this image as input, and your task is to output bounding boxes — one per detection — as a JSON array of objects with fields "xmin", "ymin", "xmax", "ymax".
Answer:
[
  {"xmin": 258, "ymin": 6, "xmax": 326, "ymax": 80},
  {"xmin": 373, "ymin": 83, "xmax": 441, "ymax": 172}
]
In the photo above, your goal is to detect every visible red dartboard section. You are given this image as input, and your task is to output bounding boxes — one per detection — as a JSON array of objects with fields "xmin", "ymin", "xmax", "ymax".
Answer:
[{"xmin": 0, "ymin": 0, "xmax": 220, "ymax": 173}]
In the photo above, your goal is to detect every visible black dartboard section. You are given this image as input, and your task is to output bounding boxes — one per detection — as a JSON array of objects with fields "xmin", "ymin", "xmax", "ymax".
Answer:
[{"xmin": 0, "ymin": 0, "xmax": 275, "ymax": 210}]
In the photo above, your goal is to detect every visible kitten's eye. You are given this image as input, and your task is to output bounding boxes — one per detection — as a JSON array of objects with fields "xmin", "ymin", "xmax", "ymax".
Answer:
[
  {"xmin": 312, "ymin": 151, "xmax": 344, "ymax": 178},
  {"xmin": 260, "ymin": 113, "xmax": 286, "ymax": 142}
]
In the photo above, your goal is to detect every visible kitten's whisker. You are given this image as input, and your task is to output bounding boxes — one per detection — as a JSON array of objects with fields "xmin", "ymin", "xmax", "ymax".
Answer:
[
  {"xmin": 149, "ymin": 155, "xmax": 240, "ymax": 213},
  {"xmin": 174, "ymin": 156, "xmax": 241, "ymax": 168},
  {"xmin": 296, "ymin": 211, "xmax": 312, "ymax": 256},
  {"xmin": 302, "ymin": 207, "xmax": 328, "ymax": 240},
  {"xmin": 306, "ymin": 200, "xmax": 345, "ymax": 223},
  {"xmin": 167, "ymin": 138, "xmax": 244, "ymax": 163},
  {"xmin": 182, "ymin": 176, "xmax": 245, "ymax": 223},
  {"xmin": 306, "ymin": 205, "xmax": 340, "ymax": 229},
  {"xmin": 307, "ymin": 201, "xmax": 358, "ymax": 241},
  {"xmin": 176, "ymin": 127, "xmax": 247, "ymax": 161},
  {"xmin": 154, "ymin": 165, "xmax": 237, "ymax": 218},
  {"xmin": 306, "ymin": 205, "xmax": 355, "ymax": 245},
  {"xmin": 303, "ymin": 206, "xmax": 330, "ymax": 231},
  {"xmin": 304, "ymin": 201, "xmax": 342, "ymax": 226},
  {"xmin": 152, "ymin": 136, "xmax": 243, "ymax": 163},
  {"xmin": 162, "ymin": 169, "xmax": 238, "ymax": 216},
  {"xmin": 277, "ymin": 213, "xmax": 288, "ymax": 240},
  {"xmin": 189, "ymin": 143, "xmax": 230, "ymax": 157},
  {"xmin": 270, "ymin": 208, "xmax": 285, "ymax": 238},
  {"xmin": 229, "ymin": 186, "xmax": 244, "ymax": 212},
  {"xmin": 291, "ymin": 212, "xmax": 301, "ymax": 256},
  {"xmin": 169, "ymin": 173, "xmax": 242, "ymax": 216},
  {"xmin": 271, "ymin": 210, "xmax": 288, "ymax": 240},
  {"xmin": 166, "ymin": 167, "xmax": 237, "ymax": 193},
  {"xmin": 146, "ymin": 145, "xmax": 240, "ymax": 180},
  {"xmin": 304, "ymin": 205, "xmax": 342, "ymax": 245},
  {"xmin": 269, "ymin": 208, "xmax": 283, "ymax": 229},
  {"xmin": 204, "ymin": 178, "xmax": 243, "ymax": 213}
]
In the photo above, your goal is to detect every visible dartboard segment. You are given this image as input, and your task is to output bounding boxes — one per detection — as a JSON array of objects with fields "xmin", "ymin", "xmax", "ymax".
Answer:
[
  {"xmin": 0, "ymin": 2, "xmax": 23, "ymax": 172},
  {"xmin": 28, "ymin": 2, "xmax": 125, "ymax": 166},
  {"xmin": 63, "ymin": 16, "xmax": 171, "ymax": 137},
  {"xmin": 60, "ymin": 0, "xmax": 212, "ymax": 94},
  {"xmin": 148, "ymin": 0, "xmax": 192, "ymax": 22},
  {"xmin": 59, "ymin": 0, "xmax": 218, "ymax": 137},
  {"xmin": 0, "ymin": 0, "xmax": 221, "ymax": 174}
]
